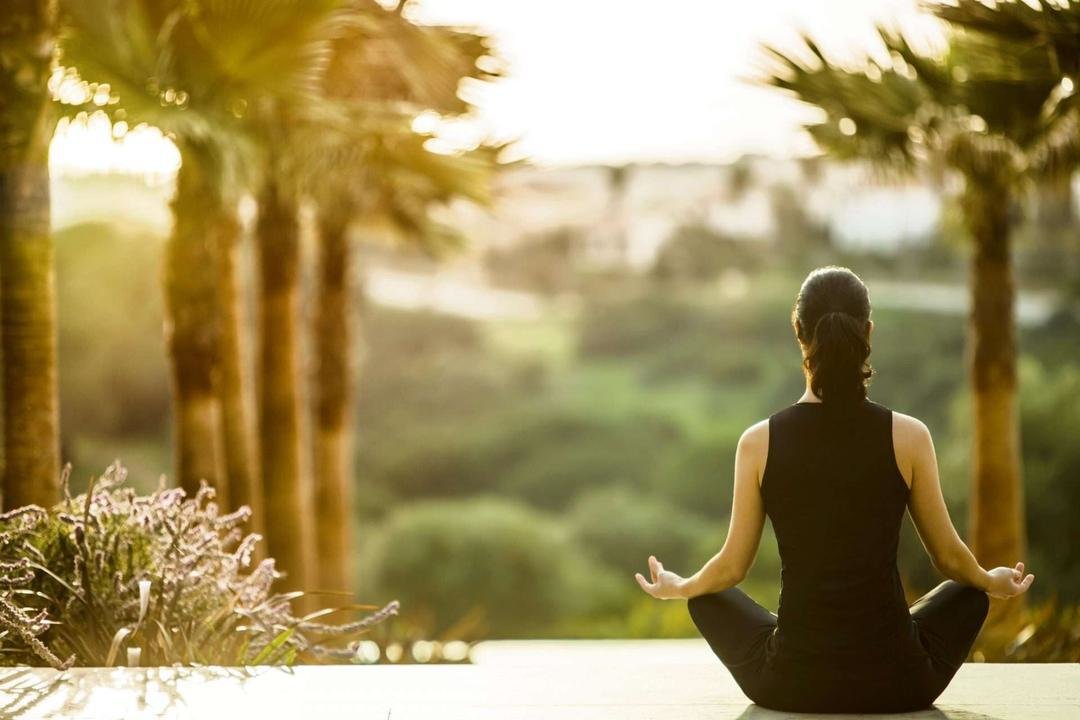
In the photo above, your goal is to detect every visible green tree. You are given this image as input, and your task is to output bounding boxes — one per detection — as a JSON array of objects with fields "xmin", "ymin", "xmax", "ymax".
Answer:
[
  {"xmin": 764, "ymin": 1, "xmax": 1080, "ymax": 622},
  {"xmin": 251, "ymin": 150, "xmax": 311, "ymax": 591},
  {"xmin": 365, "ymin": 497, "xmax": 616, "ymax": 638},
  {"xmin": 0, "ymin": 0, "xmax": 61, "ymax": 508},
  {"xmin": 307, "ymin": 125, "xmax": 497, "ymax": 593},
  {"xmin": 255, "ymin": 1, "xmax": 502, "ymax": 594},
  {"xmin": 59, "ymin": 0, "xmax": 346, "ymax": 559}
]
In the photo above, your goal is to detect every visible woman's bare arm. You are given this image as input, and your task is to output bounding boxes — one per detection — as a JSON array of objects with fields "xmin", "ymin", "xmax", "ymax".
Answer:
[
  {"xmin": 896, "ymin": 412, "xmax": 1034, "ymax": 598},
  {"xmin": 635, "ymin": 420, "xmax": 768, "ymax": 600}
]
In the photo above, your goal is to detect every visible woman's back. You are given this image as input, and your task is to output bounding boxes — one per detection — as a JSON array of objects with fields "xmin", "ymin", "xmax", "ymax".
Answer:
[
  {"xmin": 762, "ymin": 398, "xmax": 915, "ymax": 661},
  {"xmin": 636, "ymin": 266, "xmax": 1030, "ymax": 713}
]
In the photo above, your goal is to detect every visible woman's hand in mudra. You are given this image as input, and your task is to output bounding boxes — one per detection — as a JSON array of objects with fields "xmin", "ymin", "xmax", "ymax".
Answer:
[
  {"xmin": 635, "ymin": 555, "xmax": 688, "ymax": 600},
  {"xmin": 986, "ymin": 562, "xmax": 1035, "ymax": 599}
]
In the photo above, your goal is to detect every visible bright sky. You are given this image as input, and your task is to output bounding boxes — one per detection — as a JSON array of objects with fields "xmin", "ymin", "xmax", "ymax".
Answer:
[{"xmin": 51, "ymin": 0, "xmax": 937, "ymax": 175}]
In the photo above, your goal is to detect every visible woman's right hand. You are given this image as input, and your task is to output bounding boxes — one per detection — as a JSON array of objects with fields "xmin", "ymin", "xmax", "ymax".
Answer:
[
  {"xmin": 634, "ymin": 556, "xmax": 689, "ymax": 600},
  {"xmin": 985, "ymin": 562, "xmax": 1035, "ymax": 599}
]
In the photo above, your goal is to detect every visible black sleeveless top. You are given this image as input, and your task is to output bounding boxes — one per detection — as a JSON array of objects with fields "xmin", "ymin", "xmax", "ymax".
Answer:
[{"xmin": 762, "ymin": 398, "xmax": 920, "ymax": 664}]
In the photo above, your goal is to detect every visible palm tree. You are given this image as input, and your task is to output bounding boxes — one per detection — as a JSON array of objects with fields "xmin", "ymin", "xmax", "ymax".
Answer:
[
  {"xmin": 763, "ymin": 1, "xmax": 1080, "ymax": 621},
  {"xmin": 215, "ymin": 206, "xmax": 256, "ymax": 523},
  {"xmin": 163, "ymin": 138, "xmax": 229, "ymax": 498},
  {"xmin": 0, "ymin": 0, "xmax": 61, "ymax": 509},
  {"xmin": 298, "ymin": 2, "xmax": 501, "ymax": 594},
  {"xmin": 308, "ymin": 120, "xmax": 499, "ymax": 594},
  {"xmin": 252, "ymin": 136, "xmax": 313, "ymax": 593},
  {"xmin": 59, "ymin": 0, "xmax": 344, "ymax": 540},
  {"xmin": 935, "ymin": 2, "xmax": 1080, "ymax": 232}
]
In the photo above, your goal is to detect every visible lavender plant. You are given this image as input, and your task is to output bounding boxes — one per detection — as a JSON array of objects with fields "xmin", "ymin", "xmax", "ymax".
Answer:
[
  {"xmin": 0, "ymin": 464, "xmax": 397, "ymax": 667},
  {"xmin": 0, "ymin": 506, "xmax": 74, "ymax": 669}
]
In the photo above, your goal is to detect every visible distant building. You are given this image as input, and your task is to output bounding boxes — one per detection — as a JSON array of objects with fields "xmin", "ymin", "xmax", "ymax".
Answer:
[{"xmin": 439, "ymin": 156, "xmax": 1044, "ymax": 272}]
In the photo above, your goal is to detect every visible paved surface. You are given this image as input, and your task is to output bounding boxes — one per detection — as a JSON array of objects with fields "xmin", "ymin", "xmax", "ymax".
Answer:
[{"xmin": 0, "ymin": 640, "xmax": 1076, "ymax": 719}]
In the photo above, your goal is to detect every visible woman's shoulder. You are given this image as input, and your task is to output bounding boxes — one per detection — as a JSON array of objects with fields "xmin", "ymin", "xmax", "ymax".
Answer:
[
  {"xmin": 886, "ymin": 407, "xmax": 933, "ymax": 483},
  {"xmin": 884, "ymin": 405, "xmax": 931, "ymax": 441},
  {"xmin": 868, "ymin": 400, "xmax": 929, "ymax": 435},
  {"xmin": 738, "ymin": 419, "xmax": 770, "ymax": 487},
  {"xmin": 739, "ymin": 418, "xmax": 770, "ymax": 449}
]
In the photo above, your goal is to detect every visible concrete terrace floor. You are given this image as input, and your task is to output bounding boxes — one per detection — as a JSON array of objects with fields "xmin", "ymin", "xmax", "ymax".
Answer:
[{"xmin": 0, "ymin": 640, "xmax": 1076, "ymax": 719}]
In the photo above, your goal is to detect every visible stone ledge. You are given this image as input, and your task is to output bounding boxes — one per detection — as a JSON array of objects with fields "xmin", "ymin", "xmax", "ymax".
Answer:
[{"xmin": 0, "ymin": 640, "xmax": 1075, "ymax": 719}]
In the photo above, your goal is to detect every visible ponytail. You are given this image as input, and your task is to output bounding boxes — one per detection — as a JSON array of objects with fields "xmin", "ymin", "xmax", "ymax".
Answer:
[{"xmin": 792, "ymin": 266, "xmax": 874, "ymax": 406}]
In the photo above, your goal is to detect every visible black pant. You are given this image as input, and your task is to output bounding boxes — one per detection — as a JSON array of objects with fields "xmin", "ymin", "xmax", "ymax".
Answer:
[{"xmin": 687, "ymin": 581, "xmax": 990, "ymax": 714}]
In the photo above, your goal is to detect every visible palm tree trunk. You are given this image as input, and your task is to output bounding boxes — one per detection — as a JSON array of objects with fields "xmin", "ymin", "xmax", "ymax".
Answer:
[
  {"xmin": 0, "ymin": 0, "xmax": 60, "ymax": 509},
  {"xmin": 164, "ymin": 144, "xmax": 225, "ymax": 497},
  {"xmin": 255, "ymin": 176, "xmax": 313, "ymax": 593},
  {"xmin": 216, "ymin": 210, "xmax": 262, "ymax": 531},
  {"xmin": 312, "ymin": 209, "xmax": 355, "ymax": 593},
  {"xmin": 963, "ymin": 182, "xmax": 1026, "ymax": 623}
]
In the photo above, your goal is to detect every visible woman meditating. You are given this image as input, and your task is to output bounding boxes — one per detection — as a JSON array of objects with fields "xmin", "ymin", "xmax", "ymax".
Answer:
[{"xmin": 634, "ymin": 266, "xmax": 1034, "ymax": 714}]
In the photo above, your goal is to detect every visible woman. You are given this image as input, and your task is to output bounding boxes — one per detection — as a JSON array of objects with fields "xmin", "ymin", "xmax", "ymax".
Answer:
[{"xmin": 634, "ymin": 266, "xmax": 1034, "ymax": 714}]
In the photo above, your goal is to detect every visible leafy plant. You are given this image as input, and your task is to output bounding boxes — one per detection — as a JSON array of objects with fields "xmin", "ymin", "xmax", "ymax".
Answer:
[
  {"xmin": 0, "ymin": 507, "xmax": 74, "ymax": 669},
  {"xmin": 0, "ymin": 464, "xmax": 397, "ymax": 667},
  {"xmin": 364, "ymin": 497, "xmax": 621, "ymax": 638}
]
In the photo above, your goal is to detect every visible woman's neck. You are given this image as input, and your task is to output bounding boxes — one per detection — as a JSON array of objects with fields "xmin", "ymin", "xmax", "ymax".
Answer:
[{"xmin": 797, "ymin": 381, "xmax": 822, "ymax": 404}]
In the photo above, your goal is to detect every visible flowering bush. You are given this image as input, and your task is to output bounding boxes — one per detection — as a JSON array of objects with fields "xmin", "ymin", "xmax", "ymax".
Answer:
[
  {"xmin": 0, "ymin": 464, "xmax": 397, "ymax": 668},
  {"xmin": 0, "ymin": 507, "xmax": 74, "ymax": 669}
]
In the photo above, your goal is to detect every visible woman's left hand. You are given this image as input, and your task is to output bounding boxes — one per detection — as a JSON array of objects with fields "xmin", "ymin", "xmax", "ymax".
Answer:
[{"xmin": 634, "ymin": 555, "xmax": 688, "ymax": 600}]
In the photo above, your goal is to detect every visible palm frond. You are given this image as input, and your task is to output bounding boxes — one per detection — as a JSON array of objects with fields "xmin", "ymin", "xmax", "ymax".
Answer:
[
  {"xmin": 325, "ymin": 0, "xmax": 498, "ymax": 114},
  {"xmin": 189, "ymin": 0, "xmax": 346, "ymax": 106},
  {"xmin": 760, "ymin": 35, "xmax": 928, "ymax": 173},
  {"xmin": 285, "ymin": 0, "xmax": 504, "ymax": 253},
  {"xmin": 299, "ymin": 103, "xmax": 501, "ymax": 220},
  {"xmin": 1029, "ymin": 105, "xmax": 1080, "ymax": 177},
  {"xmin": 761, "ymin": 10, "xmax": 1080, "ymax": 185},
  {"xmin": 929, "ymin": 0, "xmax": 1080, "ymax": 74},
  {"xmin": 59, "ymin": 0, "xmax": 348, "ymax": 189}
]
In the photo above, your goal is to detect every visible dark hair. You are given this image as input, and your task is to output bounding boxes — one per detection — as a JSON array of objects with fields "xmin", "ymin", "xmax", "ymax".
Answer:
[{"xmin": 792, "ymin": 266, "xmax": 873, "ymax": 405}]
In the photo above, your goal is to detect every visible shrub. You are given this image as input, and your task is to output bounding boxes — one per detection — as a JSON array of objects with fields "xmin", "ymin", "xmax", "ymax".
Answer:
[
  {"xmin": 0, "ymin": 508, "xmax": 74, "ymax": 669},
  {"xmin": 369, "ymin": 429, "xmax": 495, "ymax": 501},
  {"xmin": 364, "ymin": 497, "xmax": 620, "ymax": 638},
  {"xmin": 500, "ymin": 442, "xmax": 654, "ymax": 510},
  {"xmin": 494, "ymin": 409, "xmax": 683, "ymax": 509},
  {"xmin": 577, "ymin": 291, "xmax": 797, "ymax": 390},
  {"xmin": 357, "ymin": 304, "xmax": 542, "ymax": 442},
  {"xmin": 368, "ymin": 407, "xmax": 683, "ymax": 511},
  {"xmin": 648, "ymin": 430, "xmax": 740, "ymax": 517},
  {"xmin": 640, "ymin": 341, "xmax": 766, "ymax": 386},
  {"xmin": 0, "ymin": 465, "xmax": 397, "ymax": 667},
  {"xmin": 568, "ymin": 486, "xmax": 711, "ymax": 578},
  {"xmin": 1019, "ymin": 362, "xmax": 1080, "ymax": 602},
  {"xmin": 578, "ymin": 294, "xmax": 719, "ymax": 359}
]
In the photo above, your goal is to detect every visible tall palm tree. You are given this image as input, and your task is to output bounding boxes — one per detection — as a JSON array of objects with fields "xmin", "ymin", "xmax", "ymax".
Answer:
[
  {"xmin": 304, "ymin": 116, "xmax": 499, "ymax": 593},
  {"xmin": 252, "ymin": 129, "xmax": 313, "ymax": 593},
  {"xmin": 214, "ymin": 204, "xmax": 256, "ymax": 523},
  {"xmin": 934, "ymin": 2, "xmax": 1080, "ymax": 231},
  {"xmin": 763, "ymin": 1, "xmax": 1080, "ymax": 623},
  {"xmin": 163, "ymin": 138, "xmax": 229, "ymax": 498},
  {"xmin": 0, "ymin": 0, "xmax": 61, "ymax": 509},
  {"xmin": 297, "ymin": 1, "xmax": 501, "ymax": 593},
  {"xmin": 59, "ymin": 0, "xmax": 344, "ymax": 541}
]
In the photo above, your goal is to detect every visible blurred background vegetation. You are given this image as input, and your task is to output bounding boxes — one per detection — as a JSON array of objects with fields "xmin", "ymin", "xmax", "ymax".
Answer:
[
  {"xmin": 52, "ymin": 167, "xmax": 1080, "ymax": 643},
  {"xmin": 3, "ymin": 0, "xmax": 1079, "ymax": 666}
]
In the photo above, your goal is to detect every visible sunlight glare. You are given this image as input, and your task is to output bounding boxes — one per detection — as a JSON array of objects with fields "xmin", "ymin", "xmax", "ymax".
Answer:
[{"xmin": 50, "ymin": 112, "xmax": 181, "ymax": 182}]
